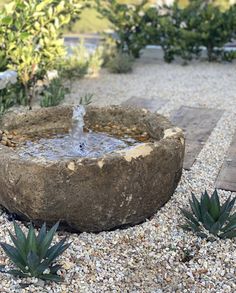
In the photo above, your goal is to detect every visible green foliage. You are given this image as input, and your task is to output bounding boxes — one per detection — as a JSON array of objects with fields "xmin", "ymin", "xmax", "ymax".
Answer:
[
  {"xmin": 0, "ymin": 82, "xmax": 27, "ymax": 114},
  {"xmin": 181, "ymin": 0, "xmax": 236, "ymax": 61},
  {"xmin": 97, "ymin": 0, "xmax": 148, "ymax": 58},
  {"xmin": 0, "ymin": 51, "xmax": 7, "ymax": 72},
  {"xmin": 0, "ymin": 83, "xmax": 17, "ymax": 113},
  {"xmin": 181, "ymin": 190, "xmax": 236, "ymax": 239},
  {"xmin": 59, "ymin": 39, "xmax": 103, "ymax": 81},
  {"xmin": 154, "ymin": 1, "xmax": 201, "ymax": 63},
  {"xmin": 107, "ymin": 51, "xmax": 134, "ymax": 73},
  {"xmin": 147, "ymin": 0, "xmax": 236, "ymax": 62},
  {"xmin": 0, "ymin": 0, "xmax": 85, "ymax": 108},
  {"xmin": 40, "ymin": 78, "xmax": 69, "ymax": 108},
  {"xmin": 0, "ymin": 221, "xmax": 70, "ymax": 281},
  {"xmin": 79, "ymin": 93, "xmax": 93, "ymax": 105}
]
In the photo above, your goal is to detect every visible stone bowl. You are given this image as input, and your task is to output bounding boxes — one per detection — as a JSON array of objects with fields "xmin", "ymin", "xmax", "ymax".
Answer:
[{"xmin": 0, "ymin": 105, "xmax": 184, "ymax": 232}]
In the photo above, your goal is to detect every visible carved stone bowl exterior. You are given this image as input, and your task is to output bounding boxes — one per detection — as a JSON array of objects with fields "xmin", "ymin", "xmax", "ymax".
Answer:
[{"xmin": 0, "ymin": 106, "xmax": 184, "ymax": 232}]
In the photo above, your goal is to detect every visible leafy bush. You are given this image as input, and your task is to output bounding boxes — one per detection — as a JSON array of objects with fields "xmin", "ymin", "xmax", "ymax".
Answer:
[
  {"xmin": 59, "ymin": 39, "xmax": 103, "ymax": 81},
  {"xmin": 97, "ymin": 0, "xmax": 148, "ymax": 58},
  {"xmin": 107, "ymin": 51, "xmax": 134, "ymax": 73},
  {"xmin": 146, "ymin": 0, "xmax": 236, "ymax": 62},
  {"xmin": 0, "ymin": 82, "xmax": 27, "ymax": 114},
  {"xmin": 181, "ymin": 0, "xmax": 236, "ymax": 61},
  {"xmin": 0, "ymin": 83, "xmax": 17, "ymax": 114},
  {"xmin": 181, "ymin": 190, "xmax": 236, "ymax": 239},
  {"xmin": 0, "ymin": 0, "xmax": 84, "ymax": 108},
  {"xmin": 40, "ymin": 78, "xmax": 69, "ymax": 108},
  {"xmin": 0, "ymin": 221, "xmax": 70, "ymax": 281},
  {"xmin": 155, "ymin": 1, "xmax": 201, "ymax": 63}
]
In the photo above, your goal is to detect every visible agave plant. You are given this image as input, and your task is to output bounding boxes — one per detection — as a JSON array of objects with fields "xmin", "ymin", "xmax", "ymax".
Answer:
[
  {"xmin": 0, "ymin": 221, "xmax": 70, "ymax": 282},
  {"xmin": 181, "ymin": 190, "xmax": 236, "ymax": 239}
]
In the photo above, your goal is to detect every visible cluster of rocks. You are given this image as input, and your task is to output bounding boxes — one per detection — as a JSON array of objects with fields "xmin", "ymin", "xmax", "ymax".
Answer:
[
  {"xmin": 90, "ymin": 122, "xmax": 150, "ymax": 142},
  {"xmin": 0, "ymin": 130, "xmax": 17, "ymax": 147}
]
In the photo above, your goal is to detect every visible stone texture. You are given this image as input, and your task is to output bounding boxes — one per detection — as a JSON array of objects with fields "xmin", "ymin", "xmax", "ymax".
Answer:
[
  {"xmin": 0, "ymin": 106, "xmax": 184, "ymax": 232},
  {"xmin": 121, "ymin": 96, "xmax": 168, "ymax": 112},
  {"xmin": 170, "ymin": 106, "xmax": 224, "ymax": 170},
  {"xmin": 216, "ymin": 131, "xmax": 236, "ymax": 191}
]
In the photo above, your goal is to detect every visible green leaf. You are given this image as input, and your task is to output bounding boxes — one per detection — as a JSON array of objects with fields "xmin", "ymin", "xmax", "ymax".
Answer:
[
  {"xmin": 190, "ymin": 192, "xmax": 201, "ymax": 220},
  {"xmin": 1, "ymin": 16, "xmax": 12, "ymax": 25},
  {"xmin": 220, "ymin": 228, "xmax": 236, "ymax": 239},
  {"xmin": 26, "ymin": 223, "xmax": 37, "ymax": 255},
  {"xmin": 221, "ymin": 217, "xmax": 236, "ymax": 233},
  {"xmin": 27, "ymin": 251, "xmax": 40, "ymax": 275},
  {"xmin": 37, "ymin": 223, "xmax": 47, "ymax": 246},
  {"xmin": 39, "ymin": 222, "xmax": 59, "ymax": 259},
  {"xmin": 228, "ymin": 212, "xmax": 236, "ymax": 223},
  {"xmin": 202, "ymin": 211, "xmax": 215, "ymax": 231},
  {"xmin": 209, "ymin": 221, "xmax": 221, "ymax": 235},
  {"xmin": 7, "ymin": 269, "xmax": 28, "ymax": 278},
  {"xmin": 200, "ymin": 190, "xmax": 211, "ymax": 215},
  {"xmin": 40, "ymin": 273, "xmax": 62, "ymax": 282},
  {"xmin": 46, "ymin": 238, "xmax": 71, "ymax": 263},
  {"xmin": 209, "ymin": 189, "xmax": 220, "ymax": 221},
  {"xmin": 0, "ymin": 243, "xmax": 26, "ymax": 272},
  {"xmin": 8, "ymin": 231, "xmax": 27, "ymax": 264},
  {"xmin": 13, "ymin": 222, "xmax": 26, "ymax": 247},
  {"xmin": 180, "ymin": 208, "xmax": 200, "ymax": 227}
]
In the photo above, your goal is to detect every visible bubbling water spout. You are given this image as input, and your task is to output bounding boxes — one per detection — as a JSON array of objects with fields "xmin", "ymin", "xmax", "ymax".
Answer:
[
  {"xmin": 70, "ymin": 105, "xmax": 86, "ymax": 151},
  {"xmin": 17, "ymin": 105, "xmax": 139, "ymax": 161}
]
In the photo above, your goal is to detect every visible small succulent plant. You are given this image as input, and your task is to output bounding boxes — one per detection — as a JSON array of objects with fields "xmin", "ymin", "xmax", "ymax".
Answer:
[
  {"xmin": 79, "ymin": 93, "xmax": 93, "ymax": 106},
  {"xmin": 181, "ymin": 190, "xmax": 236, "ymax": 239},
  {"xmin": 0, "ymin": 221, "xmax": 70, "ymax": 282}
]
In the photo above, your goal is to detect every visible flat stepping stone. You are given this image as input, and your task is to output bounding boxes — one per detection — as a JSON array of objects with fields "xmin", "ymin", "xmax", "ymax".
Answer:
[
  {"xmin": 122, "ymin": 97, "xmax": 168, "ymax": 112},
  {"xmin": 216, "ymin": 132, "xmax": 236, "ymax": 191},
  {"xmin": 170, "ymin": 106, "xmax": 224, "ymax": 170}
]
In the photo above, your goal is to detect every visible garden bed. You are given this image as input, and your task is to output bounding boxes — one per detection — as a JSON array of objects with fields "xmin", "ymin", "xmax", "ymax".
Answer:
[{"xmin": 0, "ymin": 59, "xmax": 235, "ymax": 292}]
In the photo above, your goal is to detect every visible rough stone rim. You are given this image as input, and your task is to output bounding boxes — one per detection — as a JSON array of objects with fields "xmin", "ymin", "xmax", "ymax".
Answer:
[{"xmin": 0, "ymin": 105, "xmax": 184, "ymax": 167}]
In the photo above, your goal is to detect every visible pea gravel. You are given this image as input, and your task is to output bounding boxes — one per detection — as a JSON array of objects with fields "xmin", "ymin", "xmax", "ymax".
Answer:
[{"xmin": 0, "ymin": 53, "xmax": 236, "ymax": 292}]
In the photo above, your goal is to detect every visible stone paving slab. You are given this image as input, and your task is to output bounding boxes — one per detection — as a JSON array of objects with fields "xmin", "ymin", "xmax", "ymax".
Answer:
[
  {"xmin": 216, "ymin": 132, "xmax": 236, "ymax": 191},
  {"xmin": 170, "ymin": 106, "xmax": 224, "ymax": 170},
  {"xmin": 121, "ymin": 97, "xmax": 169, "ymax": 112}
]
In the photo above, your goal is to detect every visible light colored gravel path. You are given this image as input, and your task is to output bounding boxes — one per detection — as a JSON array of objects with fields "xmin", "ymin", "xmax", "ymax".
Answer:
[{"xmin": 1, "ymin": 54, "xmax": 236, "ymax": 292}]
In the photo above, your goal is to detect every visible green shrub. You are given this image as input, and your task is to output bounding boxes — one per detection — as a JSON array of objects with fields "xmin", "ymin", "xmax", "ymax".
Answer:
[
  {"xmin": 59, "ymin": 39, "xmax": 103, "ymax": 81},
  {"xmin": 0, "ymin": 82, "xmax": 27, "ymax": 114},
  {"xmin": 150, "ymin": 0, "xmax": 236, "ymax": 62},
  {"xmin": 0, "ymin": 83, "xmax": 17, "ymax": 114},
  {"xmin": 40, "ymin": 77, "xmax": 69, "ymax": 108},
  {"xmin": 97, "ymin": 0, "xmax": 148, "ymax": 58},
  {"xmin": 0, "ymin": 0, "xmax": 84, "ymax": 108},
  {"xmin": 0, "ymin": 221, "xmax": 70, "ymax": 281},
  {"xmin": 181, "ymin": 190, "xmax": 236, "ymax": 240},
  {"xmin": 181, "ymin": 0, "xmax": 236, "ymax": 62},
  {"xmin": 107, "ymin": 51, "xmax": 134, "ymax": 73},
  {"xmin": 156, "ymin": 1, "xmax": 201, "ymax": 63}
]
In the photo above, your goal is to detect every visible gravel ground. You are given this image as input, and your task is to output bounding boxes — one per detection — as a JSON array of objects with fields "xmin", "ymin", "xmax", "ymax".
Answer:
[{"xmin": 0, "ymin": 52, "xmax": 236, "ymax": 292}]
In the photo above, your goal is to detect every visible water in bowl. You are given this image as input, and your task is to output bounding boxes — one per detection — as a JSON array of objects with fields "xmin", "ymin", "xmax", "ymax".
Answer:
[{"xmin": 17, "ymin": 105, "xmax": 138, "ymax": 161}]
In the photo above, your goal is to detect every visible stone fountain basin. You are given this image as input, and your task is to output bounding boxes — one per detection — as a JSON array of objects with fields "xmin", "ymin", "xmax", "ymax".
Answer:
[{"xmin": 0, "ymin": 105, "xmax": 184, "ymax": 232}]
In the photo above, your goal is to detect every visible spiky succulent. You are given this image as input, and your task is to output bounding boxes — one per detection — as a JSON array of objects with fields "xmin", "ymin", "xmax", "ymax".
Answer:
[
  {"xmin": 0, "ymin": 221, "xmax": 70, "ymax": 282},
  {"xmin": 181, "ymin": 190, "xmax": 236, "ymax": 239}
]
